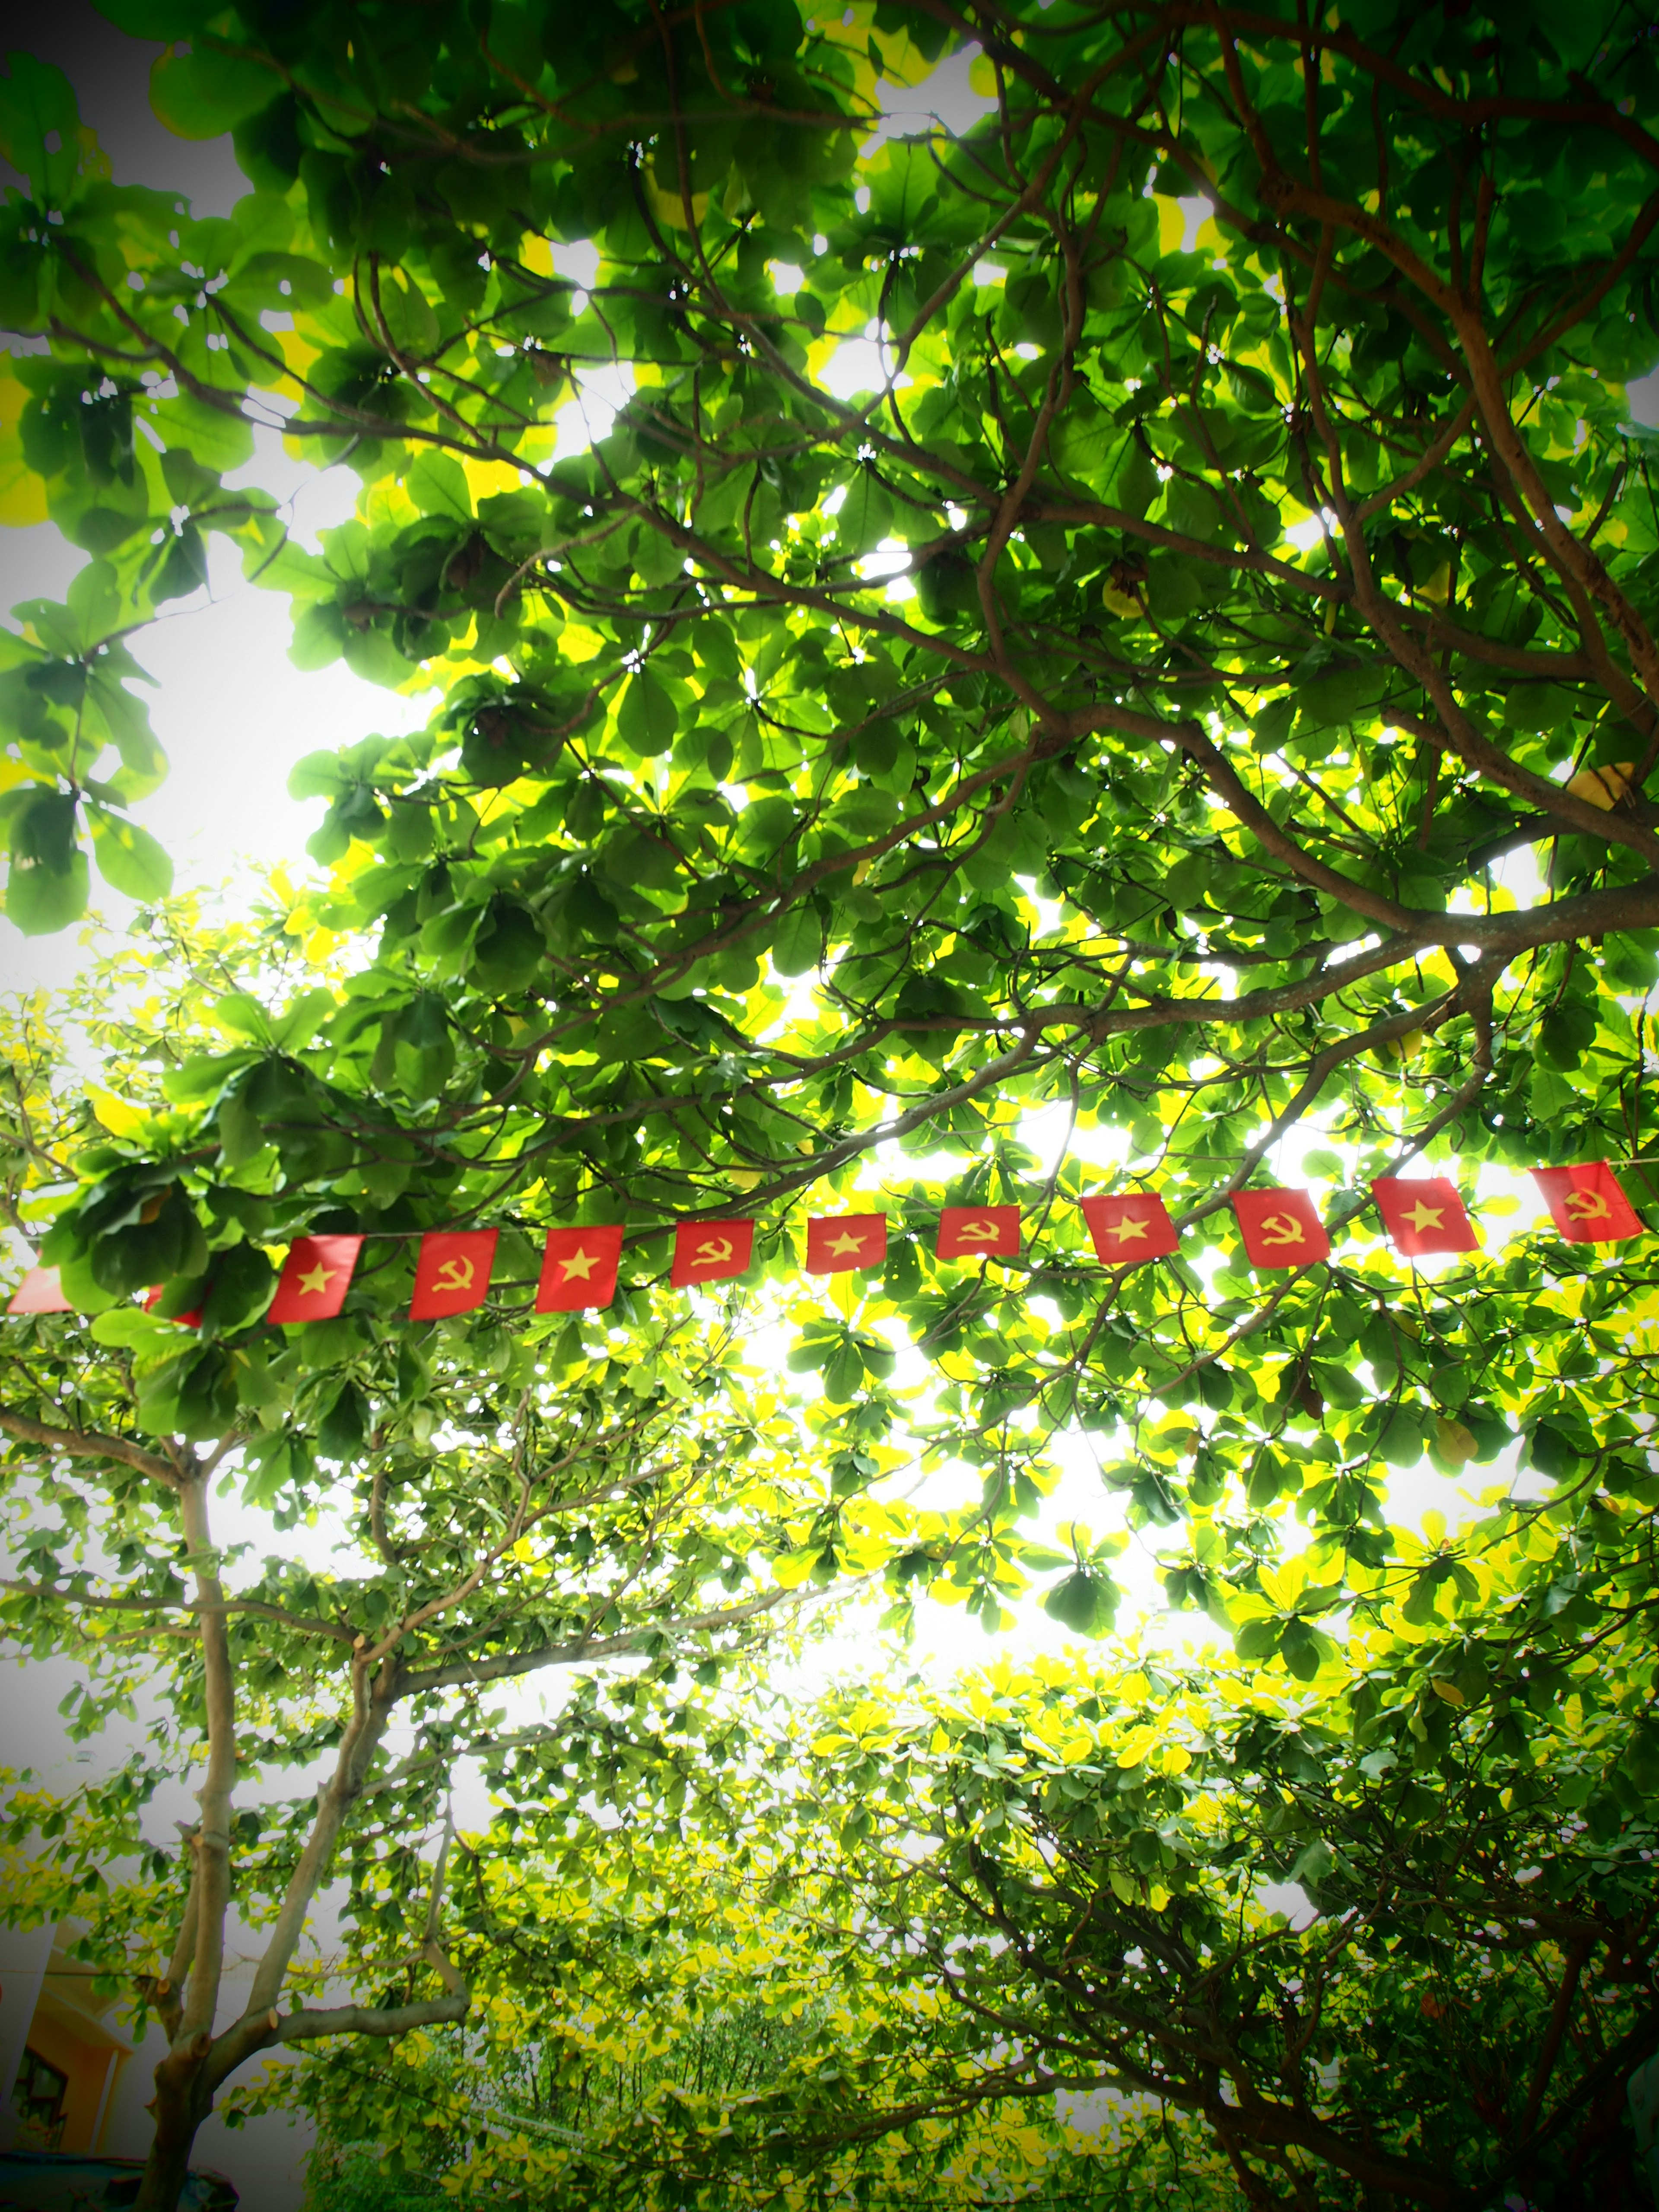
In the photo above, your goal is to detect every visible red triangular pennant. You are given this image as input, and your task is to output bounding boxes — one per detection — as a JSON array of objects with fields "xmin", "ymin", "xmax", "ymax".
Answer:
[
  {"xmin": 268, "ymin": 1235, "xmax": 363, "ymax": 1323},
  {"xmin": 535, "ymin": 1225, "xmax": 623, "ymax": 1313},
  {"xmin": 1080, "ymin": 1192, "xmax": 1179, "ymax": 1265},
  {"xmin": 1371, "ymin": 1177, "xmax": 1479, "ymax": 1257},
  {"xmin": 1530, "ymin": 1162, "xmax": 1643, "ymax": 1244},
  {"xmin": 806, "ymin": 1214, "xmax": 887, "ymax": 1274},
  {"xmin": 671, "ymin": 1219, "xmax": 755, "ymax": 1288},
  {"xmin": 410, "ymin": 1230, "xmax": 498, "ymax": 1320},
  {"xmin": 1231, "ymin": 1188, "xmax": 1329, "ymax": 1268}
]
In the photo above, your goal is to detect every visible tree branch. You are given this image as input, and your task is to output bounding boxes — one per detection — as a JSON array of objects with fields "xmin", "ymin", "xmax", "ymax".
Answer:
[{"xmin": 0, "ymin": 1407, "xmax": 182, "ymax": 1491}]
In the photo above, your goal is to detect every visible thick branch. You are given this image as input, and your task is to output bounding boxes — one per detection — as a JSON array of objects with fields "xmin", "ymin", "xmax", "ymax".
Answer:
[
  {"xmin": 0, "ymin": 1407, "xmax": 182, "ymax": 1491},
  {"xmin": 172, "ymin": 1476, "xmax": 237, "ymax": 2051},
  {"xmin": 397, "ymin": 1581, "xmax": 796, "ymax": 1697}
]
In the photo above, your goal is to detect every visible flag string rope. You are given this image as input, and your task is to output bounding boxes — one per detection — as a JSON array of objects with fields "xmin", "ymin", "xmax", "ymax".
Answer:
[{"xmin": 5, "ymin": 1165, "xmax": 1647, "ymax": 1322}]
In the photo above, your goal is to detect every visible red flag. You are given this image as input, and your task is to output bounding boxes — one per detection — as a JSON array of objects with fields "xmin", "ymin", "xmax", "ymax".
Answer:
[
  {"xmin": 806, "ymin": 1214, "xmax": 887, "ymax": 1275},
  {"xmin": 1531, "ymin": 1162, "xmax": 1644, "ymax": 1245},
  {"xmin": 143, "ymin": 1285, "xmax": 203, "ymax": 1329},
  {"xmin": 1231, "ymin": 1188, "xmax": 1329, "ymax": 1268},
  {"xmin": 410, "ymin": 1230, "xmax": 498, "ymax": 1320},
  {"xmin": 268, "ymin": 1235, "xmax": 363, "ymax": 1323},
  {"xmin": 936, "ymin": 1205, "xmax": 1020, "ymax": 1261},
  {"xmin": 671, "ymin": 1218, "xmax": 755, "ymax": 1288},
  {"xmin": 6, "ymin": 1267, "xmax": 70, "ymax": 1316},
  {"xmin": 536, "ymin": 1224, "xmax": 623, "ymax": 1313},
  {"xmin": 1080, "ymin": 1192, "xmax": 1179, "ymax": 1265},
  {"xmin": 1372, "ymin": 1177, "xmax": 1479, "ymax": 1257}
]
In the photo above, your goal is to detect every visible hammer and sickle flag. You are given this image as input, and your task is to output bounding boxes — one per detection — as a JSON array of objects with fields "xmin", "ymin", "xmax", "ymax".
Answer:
[
  {"xmin": 1231, "ymin": 1187, "xmax": 1330, "ymax": 1269},
  {"xmin": 6, "ymin": 1266, "xmax": 71, "ymax": 1316},
  {"xmin": 806, "ymin": 1214, "xmax": 887, "ymax": 1276},
  {"xmin": 536, "ymin": 1223, "xmax": 624, "ymax": 1313},
  {"xmin": 410, "ymin": 1229, "xmax": 499, "ymax": 1321},
  {"xmin": 1371, "ymin": 1176, "xmax": 1480, "ymax": 1258},
  {"xmin": 1531, "ymin": 1162, "xmax": 1643, "ymax": 1245},
  {"xmin": 936, "ymin": 1205, "xmax": 1021, "ymax": 1262},
  {"xmin": 671, "ymin": 1217, "xmax": 756, "ymax": 1288},
  {"xmin": 1080, "ymin": 1192, "xmax": 1179, "ymax": 1266},
  {"xmin": 268, "ymin": 1234, "xmax": 364, "ymax": 1323}
]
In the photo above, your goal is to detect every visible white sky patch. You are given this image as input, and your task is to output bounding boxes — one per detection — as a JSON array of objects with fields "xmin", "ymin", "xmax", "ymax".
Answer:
[
  {"xmin": 549, "ymin": 239, "xmax": 601, "ymax": 289},
  {"xmin": 818, "ymin": 334, "xmax": 906, "ymax": 401},
  {"xmin": 857, "ymin": 533, "xmax": 911, "ymax": 582},
  {"xmin": 549, "ymin": 359, "xmax": 636, "ymax": 461},
  {"xmin": 1284, "ymin": 509, "xmax": 1336, "ymax": 551},
  {"xmin": 1176, "ymin": 194, "xmax": 1215, "ymax": 252},
  {"xmin": 863, "ymin": 43, "xmax": 999, "ymax": 156}
]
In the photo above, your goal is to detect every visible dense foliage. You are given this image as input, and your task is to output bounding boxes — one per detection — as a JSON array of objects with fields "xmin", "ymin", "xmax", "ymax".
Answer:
[
  {"xmin": 0, "ymin": 915, "xmax": 893, "ymax": 2209},
  {"xmin": 5, "ymin": 0, "xmax": 1659, "ymax": 2204},
  {"xmin": 264, "ymin": 1456, "xmax": 1659, "ymax": 2211}
]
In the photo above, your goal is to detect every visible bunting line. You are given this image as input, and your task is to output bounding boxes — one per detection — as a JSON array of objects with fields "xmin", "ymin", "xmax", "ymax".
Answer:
[{"xmin": 6, "ymin": 1163, "xmax": 1649, "ymax": 1323}]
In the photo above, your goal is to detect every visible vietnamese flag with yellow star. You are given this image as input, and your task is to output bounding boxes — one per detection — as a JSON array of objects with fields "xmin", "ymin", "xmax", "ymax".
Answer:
[
  {"xmin": 411, "ymin": 1230, "xmax": 499, "ymax": 1320},
  {"xmin": 1372, "ymin": 1177, "xmax": 1479, "ymax": 1257},
  {"xmin": 535, "ymin": 1224, "xmax": 624, "ymax": 1312},
  {"xmin": 671, "ymin": 1219, "xmax": 755, "ymax": 1288},
  {"xmin": 935, "ymin": 1205, "xmax": 1020, "ymax": 1261},
  {"xmin": 1231, "ymin": 1188, "xmax": 1329, "ymax": 1268},
  {"xmin": 806, "ymin": 1214, "xmax": 887, "ymax": 1275},
  {"xmin": 268, "ymin": 1234, "xmax": 364, "ymax": 1323},
  {"xmin": 1531, "ymin": 1162, "xmax": 1644, "ymax": 1244},
  {"xmin": 1080, "ymin": 1192, "xmax": 1179, "ymax": 1265}
]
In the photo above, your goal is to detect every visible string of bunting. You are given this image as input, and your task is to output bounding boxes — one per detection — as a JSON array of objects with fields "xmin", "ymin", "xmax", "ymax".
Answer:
[{"xmin": 4, "ymin": 1163, "xmax": 1644, "ymax": 1327}]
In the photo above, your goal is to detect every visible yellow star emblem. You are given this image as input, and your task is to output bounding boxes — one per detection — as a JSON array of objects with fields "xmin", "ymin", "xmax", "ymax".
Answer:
[
  {"xmin": 1402, "ymin": 1199, "xmax": 1443, "ymax": 1233},
  {"xmin": 825, "ymin": 1230, "xmax": 867, "ymax": 1257},
  {"xmin": 1109, "ymin": 1215, "xmax": 1150, "ymax": 1242},
  {"xmin": 297, "ymin": 1264, "xmax": 334, "ymax": 1298},
  {"xmin": 559, "ymin": 1247, "xmax": 598, "ymax": 1281}
]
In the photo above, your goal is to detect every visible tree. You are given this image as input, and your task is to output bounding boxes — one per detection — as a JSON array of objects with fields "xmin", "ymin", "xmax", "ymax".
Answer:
[
  {"xmin": 381, "ymin": 1475, "xmax": 1659, "ymax": 2212},
  {"xmin": 6, "ymin": 0, "xmax": 1659, "ymax": 2201},
  {"xmin": 0, "ymin": 908, "xmax": 915, "ymax": 2210},
  {"xmin": 3, "ymin": 0, "xmax": 1656, "ymax": 1572}
]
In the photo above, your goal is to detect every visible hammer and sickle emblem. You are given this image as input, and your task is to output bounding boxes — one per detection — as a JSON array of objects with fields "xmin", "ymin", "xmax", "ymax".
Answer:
[
  {"xmin": 956, "ymin": 1217, "xmax": 998, "ymax": 1243},
  {"xmin": 1564, "ymin": 1189, "xmax": 1611, "ymax": 1222},
  {"xmin": 435, "ymin": 1255, "xmax": 475, "ymax": 1292},
  {"xmin": 1259, "ymin": 1213, "xmax": 1305, "ymax": 1247},
  {"xmin": 695, "ymin": 1236, "xmax": 734, "ymax": 1266}
]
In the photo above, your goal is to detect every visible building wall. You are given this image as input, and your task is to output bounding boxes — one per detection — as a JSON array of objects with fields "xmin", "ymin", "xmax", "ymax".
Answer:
[
  {"xmin": 3, "ymin": 1921, "xmax": 315, "ymax": 2208},
  {"xmin": 12, "ymin": 2001, "xmax": 123, "ymax": 2152},
  {"xmin": 0, "ymin": 1919, "xmax": 56, "ymax": 2132}
]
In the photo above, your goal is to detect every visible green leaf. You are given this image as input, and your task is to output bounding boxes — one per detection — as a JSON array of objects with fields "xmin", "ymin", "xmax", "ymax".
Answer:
[
  {"xmin": 407, "ymin": 451, "xmax": 474, "ymax": 522},
  {"xmin": 771, "ymin": 903, "xmax": 823, "ymax": 976},
  {"xmin": 5, "ymin": 847, "xmax": 88, "ymax": 935},
  {"xmin": 1043, "ymin": 1570, "xmax": 1118, "ymax": 1637},
  {"xmin": 86, "ymin": 807, "xmax": 173, "ymax": 901},
  {"xmin": 0, "ymin": 54, "xmax": 80, "ymax": 208},
  {"xmin": 616, "ymin": 670, "xmax": 679, "ymax": 757},
  {"xmin": 149, "ymin": 43, "xmax": 284, "ymax": 139}
]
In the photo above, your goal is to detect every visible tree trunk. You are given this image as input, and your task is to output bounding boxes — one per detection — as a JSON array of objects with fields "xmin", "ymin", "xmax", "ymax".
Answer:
[{"xmin": 133, "ymin": 2047, "xmax": 211, "ymax": 2212}]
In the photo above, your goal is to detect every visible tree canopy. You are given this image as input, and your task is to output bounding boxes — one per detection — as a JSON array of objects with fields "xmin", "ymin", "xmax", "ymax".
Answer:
[
  {"xmin": 6, "ymin": 0, "xmax": 1659, "ymax": 2205},
  {"xmin": 229, "ymin": 1463, "xmax": 1659, "ymax": 2211}
]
